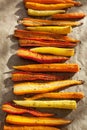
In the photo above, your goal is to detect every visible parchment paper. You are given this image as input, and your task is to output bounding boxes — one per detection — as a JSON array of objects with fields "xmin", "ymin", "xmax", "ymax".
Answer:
[{"xmin": 0, "ymin": 0, "xmax": 87, "ymax": 130}]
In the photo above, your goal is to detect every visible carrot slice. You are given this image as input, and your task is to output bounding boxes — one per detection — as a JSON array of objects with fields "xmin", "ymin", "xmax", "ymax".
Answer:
[
  {"xmin": 6, "ymin": 114, "xmax": 71, "ymax": 126},
  {"xmin": 20, "ymin": 18, "xmax": 82, "ymax": 27},
  {"xmin": 25, "ymin": 92, "xmax": 84, "ymax": 100},
  {"xmin": 52, "ymin": 12, "xmax": 85, "ymax": 19},
  {"xmin": 28, "ymin": 9, "xmax": 65, "ymax": 17},
  {"xmin": 13, "ymin": 80, "xmax": 83, "ymax": 95},
  {"xmin": 12, "ymin": 71, "xmax": 72, "ymax": 81},
  {"xmin": 25, "ymin": 2, "xmax": 74, "ymax": 10},
  {"xmin": 13, "ymin": 63, "xmax": 80, "ymax": 72},
  {"xmin": 14, "ymin": 30, "xmax": 80, "ymax": 43},
  {"xmin": 19, "ymin": 38, "xmax": 77, "ymax": 48},
  {"xmin": 24, "ymin": 0, "xmax": 81, "ymax": 6},
  {"xmin": 2, "ymin": 103, "xmax": 54, "ymax": 117},
  {"xmin": 17, "ymin": 48, "xmax": 69, "ymax": 63},
  {"xmin": 4, "ymin": 125, "xmax": 60, "ymax": 130}
]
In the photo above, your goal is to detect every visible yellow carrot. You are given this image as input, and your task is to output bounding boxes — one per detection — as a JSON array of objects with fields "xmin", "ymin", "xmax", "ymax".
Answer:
[
  {"xmin": 30, "ymin": 47, "xmax": 74, "ymax": 57},
  {"xmin": 28, "ymin": 9, "xmax": 65, "ymax": 17},
  {"xmin": 6, "ymin": 114, "xmax": 71, "ymax": 126},
  {"xmin": 13, "ymin": 80, "xmax": 83, "ymax": 95},
  {"xmin": 14, "ymin": 100, "xmax": 77, "ymax": 109},
  {"xmin": 26, "ymin": 26, "xmax": 72, "ymax": 34},
  {"xmin": 25, "ymin": 92, "xmax": 84, "ymax": 100}
]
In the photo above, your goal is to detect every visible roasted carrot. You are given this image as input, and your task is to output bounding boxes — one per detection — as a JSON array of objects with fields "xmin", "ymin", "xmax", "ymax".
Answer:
[
  {"xmin": 20, "ymin": 18, "xmax": 82, "ymax": 27},
  {"xmin": 4, "ymin": 125, "xmax": 60, "ymax": 130},
  {"xmin": 12, "ymin": 71, "xmax": 72, "ymax": 81},
  {"xmin": 19, "ymin": 38, "xmax": 77, "ymax": 48},
  {"xmin": 6, "ymin": 114, "xmax": 71, "ymax": 126},
  {"xmin": 25, "ymin": 92, "xmax": 84, "ymax": 100},
  {"xmin": 13, "ymin": 63, "xmax": 80, "ymax": 72},
  {"xmin": 17, "ymin": 48, "xmax": 69, "ymax": 63},
  {"xmin": 24, "ymin": 0, "xmax": 81, "ymax": 6},
  {"xmin": 13, "ymin": 80, "xmax": 83, "ymax": 95},
  {"xmin": 25, "ymin": 2, "xmax": 74, "ymax": 10},
  {"xmin": 52, "ymin": 12, "xmax": 85, "ymax": 19},
  {"xmin": 14, "ymin": 100, "xmax": 77, "ymax": 109},
  {"xmin": 2, "ymin": 103, "xmax": 54, "ymax": 117},
  {"xmin": 30, "ymin": 47, "xmax": 74, "ymax": 57},
  {"xmin": 14, "ymin": 30, "xmax": 79, "ymax": 43},
  {"xmin": 26, "ymin": 26, "xmax": 72, "ymax": 34},
  {"xmin": 28, "ymin": 9, "xmax": 65, "ymax": 17}
]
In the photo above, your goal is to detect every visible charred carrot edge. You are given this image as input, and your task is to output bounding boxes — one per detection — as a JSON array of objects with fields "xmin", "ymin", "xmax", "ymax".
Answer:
[
  {"xmin": 20, "ymin": 18, "xmax": 82, "ymax": 27},
  {"xmin": 19, "ymin": 38, "xmax": 77, "ymax": 48},
  {"xmin": 13, "ymin": 80, "xmax": 83, "ymax": 95},
  {"xmin": 52, "ymin": 12, "xmax": 86, "ymax": 19},
  {"xmin": 6, "ymin": 114, "xmax": 71, "ymax": 126},
  {"xmin": 25, "ymin": 2, "xmax": 74, "ymax": 10},
  {"xmin": 13, "ymin": 63, "xmax": 80, "ymax": 72},
  {"xmin": 2, "ymin": 103, "xmax": 54, "ymax": 117},
  {"xmin": 25, "ymin": 92, "xmax": 84, "ymax": 100},
  {"xmin": 12, "ymin": 71, "xmax": 72, "ymax": 81},
  {"xmin": 4, "ymin": 125, "xmax": 60, "ymax": 130},
  {"xmin": 17, "ymin": 48, "xmax": 69, "ymax": 63},
  {"xmin": 24, "ymin": 0, "xmax": 81, "ymax": 6},
  {"xmin": 14, "ymin": 30, "xmax": 80, "ymax": 43}
]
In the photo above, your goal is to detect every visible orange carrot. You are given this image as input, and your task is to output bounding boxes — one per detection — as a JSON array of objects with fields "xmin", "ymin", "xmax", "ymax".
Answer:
[
  {"xmin": 14, "ymin": 30, "xmax": 80, "ymax": 43},
  {"xmin": 13, "ymin": 63, "xmax": 80, "ymax": 73},
  {"xmin": 12, "ymin": 71, "xmax": 72, "ymax": 81},
  {"xmin": 24, "ymin": 0, "xmax": 81, "ymax": 6},
  {"xmin": 52, "ymin": 12, "xmax": 85, "ymax": 19},
  {"xmin": 4, "ymin": 125, "xmax": 60, "ymax": 130},
  {"xmin": 25, "ymin": 92, "xmax": 84, "ymax": 100},
  {"xmin": 19, "ymin": 38, "xmax": 77, "ymax": 48},
  {"xmin": 25, "ymin": 2, "xmax": 74, "ymax": 10},
  {"xmin": 6, "ymin": 114, "xmax": 71, "ymax": 126},
  {"xmin": 17, "ymin": 48, "xmax": 69, "ymax": 63},
  {"xmin": 20, "ymin": 18, "xmax": 82, "ymax": 27}
]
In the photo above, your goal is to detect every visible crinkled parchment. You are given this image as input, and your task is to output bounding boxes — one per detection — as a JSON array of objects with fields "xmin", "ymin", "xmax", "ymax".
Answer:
[{"xmin": 0, "ymin": 0, "xmax": 87, "ymax": 130}]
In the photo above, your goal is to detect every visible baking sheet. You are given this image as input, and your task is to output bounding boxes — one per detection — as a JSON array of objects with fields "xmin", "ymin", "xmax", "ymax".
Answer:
[{"xmin": 0, "ymin": 0, "xmax": 87, "ymax": 129}]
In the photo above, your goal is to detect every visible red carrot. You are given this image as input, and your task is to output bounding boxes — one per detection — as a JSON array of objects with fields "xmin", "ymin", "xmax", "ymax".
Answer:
[
  {"xmin": 17, "ymin": 48, "xmax": 69, "ymax": 63},
  {"xmin": 19, "ymin": 38, "xmax": 77, "ymax": 48},
  {"xmin": 2, "ymin": 103, "xmax": 54, "ymax": 117},
  {"xmin": 12, "ymin": 71, "xmax": 72, "ymax": 81}
]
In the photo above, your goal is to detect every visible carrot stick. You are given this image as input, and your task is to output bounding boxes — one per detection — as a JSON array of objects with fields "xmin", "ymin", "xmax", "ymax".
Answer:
[
  {"xmin": 19, "ymin": 38, "xmax": 77, "ymax": 48},
  {"xmin": 20, "ymin": 18, "xmax": 82, "ymax": 27},
  {"xmin": 4, "ymin": 125, "xmax": 60, "ymax": 130},
  {"xmin": 25, "ymin": 92, "xmax": 84, "ymax": 100},
  {"xmin": 30, "ymin": 47, "xmax": 74, "ymax": 57},
  {"xmin": 28, "ymin": 9, "xmax": 65, "ymax": 17},
  {"xmin": 52, "ymin": 12, "xmax": 85, "ymax": 19},
  {"xmin": 13, "ymin": 80, "xmax": 83, "ymax": 95},
  {"xmin": 13, "ymin": 63, "xmax": 80, "ymax": 72},
  {"xmin": 2, "ymin": 103, "xmax": 54, "ymax": 117},
  {"xmin": 25, "ymin": 2, "xmax": 74, "ymax": 10},
  {"xmin": 6, "ymin": 114, "xmax": 71, "ymax": 126},
  {"xmin": 12, "ymin": 71, "xmax": 72, "ymax": 81},
  {"xmin": 26, "ymin": 26, "xmax": 72, "ymax": 35},
  {"xmin": 24, "ymin": 0, "xmax": 81, "ymax": 6},
  {"xmin": 14, "ymin": 30, "xmax": 80, "ymax": 43},
  {"xmin": 17, "ymin": 48, "xmax": 69, "ymax": 63}
]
